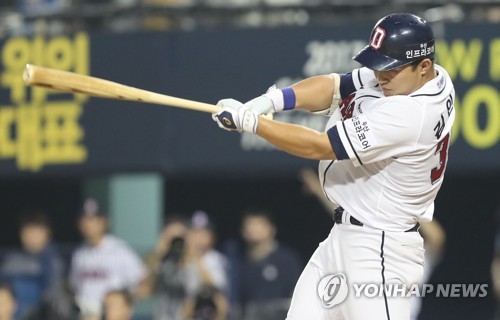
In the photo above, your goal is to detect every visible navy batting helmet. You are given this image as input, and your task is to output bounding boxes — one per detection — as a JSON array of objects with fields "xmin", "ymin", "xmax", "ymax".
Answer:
[{"xmin": 353, "ymin": 13, "xmax": 435, "ymax": 71}]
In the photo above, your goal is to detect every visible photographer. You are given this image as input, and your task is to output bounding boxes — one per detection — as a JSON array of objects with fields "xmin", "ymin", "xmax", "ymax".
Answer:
[
  {"xmin": 147, "ymin": 212, "xmax": 229, "ymax": 320},
  {"xmin": 147, "ymin": 216, "xmax": 189, "ymax": 320},
  {"xmin": 182, "ymin": 211, "xmax": 228, "ymax": 320}
]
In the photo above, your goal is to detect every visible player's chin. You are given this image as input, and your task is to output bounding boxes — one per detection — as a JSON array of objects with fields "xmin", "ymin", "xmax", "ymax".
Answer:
[{"xmin": 381, "ymin": 88, "xmax": 396, "ymax": 96}]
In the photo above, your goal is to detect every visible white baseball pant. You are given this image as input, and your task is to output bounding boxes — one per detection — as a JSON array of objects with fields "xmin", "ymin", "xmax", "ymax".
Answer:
[{"xmin": 286, "ymin": 223, "xmax": 424, "ymax": 320}]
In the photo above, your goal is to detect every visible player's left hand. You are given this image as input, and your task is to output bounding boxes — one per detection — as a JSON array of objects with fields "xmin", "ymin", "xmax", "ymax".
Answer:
[
  {"xmin": 212, "ymin": 99, "xmax": 259, "ymax": 134},
  {"xmin": 244, "ymin": 96, "xmax": 275, "ymax": 115},
  {"xmin": 244, "ymin": 85, "xmax": 280, "ymax": 115}
]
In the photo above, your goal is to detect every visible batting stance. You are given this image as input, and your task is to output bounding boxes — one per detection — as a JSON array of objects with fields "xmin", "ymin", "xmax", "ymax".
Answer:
[{"xmin": 213, "ymin": 13, "xmax": 455, "ymax": 320}]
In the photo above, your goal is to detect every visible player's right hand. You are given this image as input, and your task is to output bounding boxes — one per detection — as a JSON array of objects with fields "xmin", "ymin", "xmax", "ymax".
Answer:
[{"xmin": 213, "ymin": 99, "xmax": 259, "ymax": 134}]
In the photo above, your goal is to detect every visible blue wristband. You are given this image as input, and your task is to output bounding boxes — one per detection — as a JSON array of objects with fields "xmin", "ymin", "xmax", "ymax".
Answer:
[{"xmin": 281, "ymin": 87, "xmax": 296, "ymax": 111}]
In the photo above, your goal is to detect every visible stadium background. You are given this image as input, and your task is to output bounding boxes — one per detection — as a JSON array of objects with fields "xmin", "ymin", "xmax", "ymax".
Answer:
[{"xmin": 0, "ymin": 0, "xmax": 499, "ymax": 319}]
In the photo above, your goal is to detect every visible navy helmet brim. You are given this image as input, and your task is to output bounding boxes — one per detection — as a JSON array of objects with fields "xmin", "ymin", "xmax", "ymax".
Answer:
[{"xmin": 353, "ymin": 45, "xmax": 411, "ymax": 71}]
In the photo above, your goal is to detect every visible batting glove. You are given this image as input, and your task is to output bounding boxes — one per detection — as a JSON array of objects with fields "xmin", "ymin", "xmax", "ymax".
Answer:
[
  {"xmin": 213, "ymin": 99, "xmax": 259, "ymax": 134},
  {"xmin": 245, "ymin": 85, "xmax": 294, "ymax": 115},
  {"xmin": 244, "ymin": 95, "xmax": 275, "ymax": 115}
]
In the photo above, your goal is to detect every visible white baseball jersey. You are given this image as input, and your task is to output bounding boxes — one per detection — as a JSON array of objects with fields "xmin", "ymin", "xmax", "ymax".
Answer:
[
  {"xmin": 70, "ymin": 235, "xmax": 146, "ymax": 315},
  {"xmin": 319, "ymin": 64, "xmax": 455, "ymax": 231}
]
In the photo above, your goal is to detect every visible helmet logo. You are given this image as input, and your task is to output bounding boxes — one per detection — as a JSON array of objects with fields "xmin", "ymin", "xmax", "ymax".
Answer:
[{"xmin": 370, "ymin": 26, "xmax": 386, "ymax": 50}]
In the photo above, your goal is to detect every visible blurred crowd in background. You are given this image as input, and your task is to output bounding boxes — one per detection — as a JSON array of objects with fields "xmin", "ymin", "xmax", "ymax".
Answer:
[
  {"xmin": 0, "ymin": 0, "xmax": 499, "ymax": 36},
  {"xmin": 0, "ymin": 199, "xmax": 303, "ymax": 320}
]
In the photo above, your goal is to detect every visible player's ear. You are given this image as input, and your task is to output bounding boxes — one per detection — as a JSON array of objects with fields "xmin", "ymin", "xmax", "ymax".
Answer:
[{"xmin": 419, "ymin": 59, "xmax": 433, "ymax": 76}]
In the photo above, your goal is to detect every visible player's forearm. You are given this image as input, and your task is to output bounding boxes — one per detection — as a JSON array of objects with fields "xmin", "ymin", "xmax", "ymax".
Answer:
[
  {"xmin": 291, "ymin": 75, "xmax": 335, "ymax": 112},
  {"xmin": 257, "ymin": 116, "xmax": 336, "ymax": 160}
]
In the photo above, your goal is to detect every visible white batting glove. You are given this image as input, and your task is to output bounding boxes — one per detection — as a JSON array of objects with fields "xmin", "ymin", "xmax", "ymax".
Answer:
[
  {"xmin": 245, "ymin": 85, "xmax": 291, "ymax": 115},
  {"xmin": 244, "ymin": 96, "xmax": 275, "ymax": 115},
  {"xmin": 212, "ymin": 99, "xmax": 259, "ymax": 134}
]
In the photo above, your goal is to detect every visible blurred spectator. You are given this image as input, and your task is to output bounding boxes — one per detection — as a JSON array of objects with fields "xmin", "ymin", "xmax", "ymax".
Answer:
[
  {"xmin": 183, "ymin": 285, "xmax": 228, "ymax": 320},
  {"xmin": 147, "ymin": 215, "xmax": 189, "ymax": 320},
  {"xmin": 0, "ymin": 283, "xmax": 16, "ymax": 320},
  {"xmin": 299, "ymin": 167, "xmax": 334, "ymax": 212},
  {"xmin": 103, "ymin": 289, "xmax": 134, "ymax": 320},
  {"xmin": 182, "ymin": 211, "xmax": 229, "ymax": 320},
  {"xmin": 492, "ymin": 207, "xmax": 500, "ymax": 319},
  {"xmin": 410, "ymin": 206, "xmax": 445, "ymax": 320},
  {"xmin": 69, "ymin": 198, "xmax": 146, "ymax": 320},
  {"xmin": 0, "ymin": 211, "xmax": 64, "ymax": 320},
  {"xmin": 148, "ymin": 211, "xmax": 229, "ymax": 320},
  {"xmin": 240, "ymin": 209, "xmax": 302, "ymax": 320},
  {"xmin": 184, "ymin": 211, "xmax": 228, "ymax": 298}
]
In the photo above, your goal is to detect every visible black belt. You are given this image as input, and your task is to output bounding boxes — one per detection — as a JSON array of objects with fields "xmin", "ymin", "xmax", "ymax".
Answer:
[{"xmin": 333, "ymin": 207, "xmax": 420, "ymax": 232}]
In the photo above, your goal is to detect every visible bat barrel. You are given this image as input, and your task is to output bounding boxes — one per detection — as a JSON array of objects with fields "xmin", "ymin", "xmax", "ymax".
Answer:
[{"xmin": 23, "ymin": 64, "xmax": 272, "ymax": 119}]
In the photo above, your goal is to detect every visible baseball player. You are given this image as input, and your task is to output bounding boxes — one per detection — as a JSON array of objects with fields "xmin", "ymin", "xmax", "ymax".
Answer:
[{"xmin": 213, "ymin": 13, "xmax": 455, "ymax": 320}]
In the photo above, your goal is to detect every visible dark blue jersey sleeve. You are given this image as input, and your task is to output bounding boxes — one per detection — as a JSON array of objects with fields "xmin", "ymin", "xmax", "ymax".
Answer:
[{"xmin": 339, "ymin": 72, "xmax": 356, "ymax": 100}]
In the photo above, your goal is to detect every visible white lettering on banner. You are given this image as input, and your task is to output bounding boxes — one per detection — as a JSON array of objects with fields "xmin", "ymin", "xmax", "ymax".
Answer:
[{"xmin": 303, "ymin": 40, "xmax": 366, "ymax": 76}]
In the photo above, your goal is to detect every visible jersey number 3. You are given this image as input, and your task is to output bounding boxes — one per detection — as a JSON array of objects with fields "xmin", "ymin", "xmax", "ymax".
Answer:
[{"xmin": 431, "ymin": 133, "xmax": 450, "ymax": 184}]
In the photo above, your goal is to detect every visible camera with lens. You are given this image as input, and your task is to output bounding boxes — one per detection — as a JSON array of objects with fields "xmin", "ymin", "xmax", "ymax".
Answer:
[
  {"xmin": 155, "ymin": 236, "xmax": 187, "ymax": 297},
  {"xmin": 163, "ymin": 236, "xmax": 185, "ymax": 263}
]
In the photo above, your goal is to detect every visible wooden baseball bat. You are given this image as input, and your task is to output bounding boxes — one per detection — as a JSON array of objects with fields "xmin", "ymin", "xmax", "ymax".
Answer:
[{"xmin": 23, "ymin": 64, "xmax": 221, "ymax": 114}]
